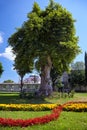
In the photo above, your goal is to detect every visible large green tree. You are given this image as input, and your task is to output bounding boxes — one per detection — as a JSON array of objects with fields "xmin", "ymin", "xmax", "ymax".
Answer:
[{"xmin": 8, "ymin": 0, "xmax": 80, "ymax": 96}]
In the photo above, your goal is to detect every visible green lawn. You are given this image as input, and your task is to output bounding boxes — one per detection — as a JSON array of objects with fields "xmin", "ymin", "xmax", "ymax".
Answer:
[
  {"xmin": 0, "ymin": 111, "xmax": 50, "ymax": 119},
  {"xmin": 0, "ymin": 92, "xmax": 87, "ymax": 130},
  {"xmin": 0, "ymin": 92, "xmax": 87, "ymax": 104}
]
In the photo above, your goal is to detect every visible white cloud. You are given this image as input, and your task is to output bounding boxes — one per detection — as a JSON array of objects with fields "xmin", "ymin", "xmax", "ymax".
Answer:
[
  {"xmin": 0, "ymin": 33, "xmax": 3, "ymax": 44},
  {"xmin": 0, "ymin": 46, "xmax": 16, "ymax": 61}
]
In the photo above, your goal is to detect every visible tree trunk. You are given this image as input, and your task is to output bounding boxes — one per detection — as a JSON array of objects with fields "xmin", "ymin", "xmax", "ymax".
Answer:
[{"xmin": 39, "ymin": 56, "xmax": 53, "ymax": 96}]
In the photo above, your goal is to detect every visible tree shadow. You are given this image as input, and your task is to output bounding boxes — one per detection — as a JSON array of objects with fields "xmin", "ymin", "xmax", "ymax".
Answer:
[{"xmin": 0, "ymin": 92, "xmax": 52, "ymax": 104}]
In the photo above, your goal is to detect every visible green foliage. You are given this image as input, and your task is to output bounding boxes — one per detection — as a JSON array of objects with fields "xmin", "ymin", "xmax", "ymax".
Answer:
[
  {"xmin": 56, "ymin": 79, "xmax": 63, "ymax": 88},
  {"xmin": 0, "ymin": 62, "xmax": 4, "ymax": 77},
  {"xmin": 20, "ymin": 91, "xmax": 35, "ymax": 99},
  {"xmin": 71, "ymin": 61, "xmax": 85, "ymax": 70},
  {"xmin": 70, "ymin": 70, "xmax": 85, "ymax": 87},
  {"xmin": 50, "ymin": 66, "xmax": 59, "ymax": 90},
  {"xmin": 85, "ymin": 52, "xmax": 87, "ymax": 84},
  {"xmin": 3, "ymin": 80, "xmax": 14, "ymax": 83},
  {"xmin": 70, "ymin": 61, "xmax": 85, "ymax": 88},
  {"xmin": 8, "ymin": 0, "xmax": 81, "ymax": 77}
]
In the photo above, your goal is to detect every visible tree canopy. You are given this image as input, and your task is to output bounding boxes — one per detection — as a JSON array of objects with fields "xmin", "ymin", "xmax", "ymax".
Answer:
[{"xmin": 8, "ymin": 0, "xmax": 80, "ymax": 73}]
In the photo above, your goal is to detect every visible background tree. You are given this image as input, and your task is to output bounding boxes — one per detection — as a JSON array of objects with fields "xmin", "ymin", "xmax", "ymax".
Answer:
[
  {"xmin": 85, "ymin": 52, "xmax": 87, "ymax": 85},
  {"xmin": 8, "ymin": 0, "xmax": 81, "ymax": 96},
  {"xmin": 70, "ymin": 61, "xmax": 85, "ymax": 88},
  {"xmin": 69, "ymin": 69, "xmax": 85, "ymax": 88},
  {"xmin": 3, "ymin": 80, "xmax": 14, "ymax": 83},
  {"xmin": 50, "ymin": 66, "xmax": 60, "ymax": 91},
  {"xmin": 0, "ymin": 62, "xmax": 4, "ymax": 78},
  {"xmin": 71, "ymin": 61, "xmax": 85, "ymax": 70},
  {"xmin": 14, "ymin": 54, "xmax": 33, "ymax": 93}
]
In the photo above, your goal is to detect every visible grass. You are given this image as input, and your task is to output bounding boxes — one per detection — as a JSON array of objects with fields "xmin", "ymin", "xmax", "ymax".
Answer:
[
  {"xmin": 0, "ymin": 92, "xmax": 87, "ymax": 130},
  {"xmin": 45, "ymin": 92, "xmax": 87, "ymax": 104},
  {"xmin": 0, "ymin": 92, "xmax": 51, "ymax": 104},
  {"xmin": 0, "ymin": 92, "xmax": 87, "ymax": 104},
  {"xmin": 0, "ymin": 111, "xmax": 50, "ymax": 119}
]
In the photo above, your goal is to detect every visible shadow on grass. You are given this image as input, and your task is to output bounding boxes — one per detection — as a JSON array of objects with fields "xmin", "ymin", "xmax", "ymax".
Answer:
[{"xmin": 0, "ymin": 92, "xmax": 52, "ymax": 104}]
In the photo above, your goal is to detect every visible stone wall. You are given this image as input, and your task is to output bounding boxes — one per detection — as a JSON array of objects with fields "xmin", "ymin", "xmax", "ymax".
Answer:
[
  {"xmin": 0, "ymin": 83, "xmax": 87, "ymax": 92},
  {"xmin": 0, "ymin": 83, "xmax": 40, "ymax": 92}
]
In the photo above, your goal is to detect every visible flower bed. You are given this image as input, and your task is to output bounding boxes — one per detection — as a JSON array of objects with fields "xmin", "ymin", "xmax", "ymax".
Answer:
[
  {"xmin": 63, "ymin": 101, "xmax": 87, "ymax": 112},
  {"xmin": 0, "ymin": 105, "xmax": 63, "ymax": 127},
  {"xmin": 0, "ymin": 101, "xmax": 87, "ymax": 127},
  {"xmin": 0, "ymin": 104, "xmax": 58, "ymax": 111}
]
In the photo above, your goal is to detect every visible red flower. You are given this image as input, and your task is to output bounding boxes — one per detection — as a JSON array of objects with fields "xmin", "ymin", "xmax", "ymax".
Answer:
[{"xmin": 0, "ymin": 105, "xmax": 63, "ymax": 127}]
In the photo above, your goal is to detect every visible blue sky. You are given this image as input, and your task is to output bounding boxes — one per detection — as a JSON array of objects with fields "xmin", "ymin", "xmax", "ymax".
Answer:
[{"xmin": 0, "ymin": 0, "xmax": 87, "ymax": 83}]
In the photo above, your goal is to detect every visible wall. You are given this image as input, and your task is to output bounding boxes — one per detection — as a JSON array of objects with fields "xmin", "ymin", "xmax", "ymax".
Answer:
[{"xmin": 0, "ymin": 83, "xmax": 40, "ymax": 92}]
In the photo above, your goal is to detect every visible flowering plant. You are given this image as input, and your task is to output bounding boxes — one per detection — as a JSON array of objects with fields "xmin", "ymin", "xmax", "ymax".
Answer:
[
  {"xmin": 63, "ymin": 101, "xmax": 87, "ymax": 112},
  {"xmin": 0, "ymin": 105, "xmax": 63, "ymax": 127},
  {"xmin": 0, "ymin": 104, "xmax": 58, "ymax": 111}
]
